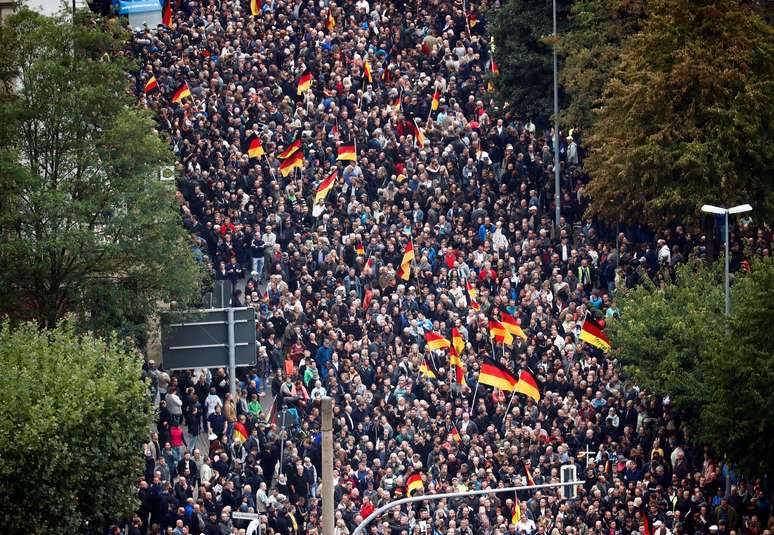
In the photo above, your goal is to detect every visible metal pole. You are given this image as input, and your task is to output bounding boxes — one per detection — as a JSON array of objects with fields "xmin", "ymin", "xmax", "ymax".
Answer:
[
  {"xmin": 351, "ymin": 480, "xmax": 584, "ymax": 535},
  {"xmin": 321, "ymin": 397, "xmax": 335, "ymax": 535},
  {"xmin": 553, "ymin": 0, "xmax": 561, "ymax": 228},
  {"xmin": 724, "ymin": 210, "xmax": 730, "ymax": 316},
  {"xmin": 227, "ymin": 307, "xmax": 237, "ymax": 399}
]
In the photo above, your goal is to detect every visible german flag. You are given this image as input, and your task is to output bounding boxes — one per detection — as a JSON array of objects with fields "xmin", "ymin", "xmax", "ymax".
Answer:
[
  {"xmin": 449, "ymin": 351, "xmax": 466, "ymax": 387},
  {"xmin": 297, "ymin": 72, "xmax": 313, "ymax": 95},
  {"xmin": 579, "ymin": 315, "xmax": 611, "ymax": 352},
  {"xmin": 314, "ymin": 169, "xmax": 337, "ymax": 204},
  {"xmin": 250, "ymin": 0, "xmax": 261, "ymax": 16},
  {"xmin": 419, "ymin": 358, "xmax": 436, "ymax": 379},
  {"xmin": 466, "ymin": 280, "xmax": 480, "ymax": 311},
  {"xmin": 478, "ymin": 359, "xmax": 518, "ymax": 392},
  {"xmin": 162, "ymin": 0, "xmax": 172, "ymax": 26},
  {"xmin": 431, "ymin": 87, "xmax": 441, "ymax": 111},
  {"xmin": 355, "ymin": 242, "xmax": 365, "ymax": 255},
  {"xmin": 490, "ymin": 56, "xmax": 500, "ymax": 75},
  {"xmin": 326, "ymin": 8, "xmax": 335, "ymax": 30},
  {"xmin": 329, "ymin": 121, "xmax": 339, "ymax": 138},
  {"xmin": 395, "ymin": 240, "xmax": 415, "ymax": 281},
  {"xmin": 521, "ymin": 459, "xmax": 536, "ymax": 486},
  {"xmin": 391, "ymin": 94, "xmax": 402, "ymax": 112},
  {"xmin": 449, "ymin": 425, "xmax": 461, "ymax": 443},
  {"xmin": 171, "ymin": 82, "xmax": 191, "ymax": 104},
  {"xmin": 363, "ymin": 59, "xmax": 373, "ymax": 84},
  {"xmin": 337, "ymin": 143, "xmax": 357, "ymax": 162},
  {"xmin": 279, "ymin": 149, "xmax": 304, "ymax": 177},
  {"xmin": 409, "ymin": 118, "xmax": 426, "ymax": 148},
  {"xmin": 501, "ymin": 312, "xmax": 527, "ymax": 341},
  {"xmin": 515, "ymin": 369, "xmax": 540, "ymax": 401},
  {"xmin": 467, "ymin": 12, "xmax": 478, "ymax": 28},
  {"xmin": 233, "ymin": 421, "xmax": 249, "ymax": 442},
  {"xmin": 406, "ymin": 472, "xmax": 424, "ymax": 495},
  {"xmin": 277, "ymin": 137, "xmax": 302, "ymax": 159},
  {"xmin": 425, "ymin": 331, "xmax": 450, "ymax": 352},
  {"xmin": 382, "ymin": 68, "xmax": 393, "ymax": 83},
  {"xmin": 143, "ymin": 75, "xmax": 159, "ymax": 94},
  {"xmin": 451, "ymin": 328, "xmax": 465, "ymax": 357},
  {"xmin": 512, "ymin": 501, "xmax": 521, "ymax": 524},
  {"xmin": 488, "ymin": 319, "xmax": 514, "ymax": 346},
  {"xmin": 246, "ymin": 134, "xmax": 264, "ymax": 159}
]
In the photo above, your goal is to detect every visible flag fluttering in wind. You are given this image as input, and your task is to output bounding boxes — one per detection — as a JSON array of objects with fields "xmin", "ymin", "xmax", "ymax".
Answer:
[
  {"xmin": 171, "ymin": 82, "xmax": 191, "ymax": 104},
  {"xmin": 466, "ymin": 280, "xmax": 480, "ymax": 311},
  {"xmin": 297, "ymin": 72, "xmax": 313, "ymax": 95},
  {"xmin": 279, "ymin": 150, "xmax": 304, "ymax": 177},
  {"xmin": 337, "ymin": 142, "xmax": 357, "ymax": 161},
  {"xmin": 250, "ymin": 0, "xmax": 261, "ymax": 16},
  {"xmin": 233, "ymin": 421, "xmax": 249, "ymax": 442},
  {"xmin": 425, "ymin": 331, "xmax": 450, "ymax": 352},
  {"xmin": 431, "ymin": 86, "xmax": 441, "ymax": 111},
  {"xmin": 515, "ymin": 369, "xmax": 541, "ymax": 401},
  {"xmin": 478, "ymin": 359, "xmax": 518, "ymax": 391},
  {"xmin": 314, "ymin": 169, "xmax": 337, "ymax": 205},
  {"xmin": 395, "ymin": 240, "xmax": 415, "ymax": 281},
  {"xmin": 406, "ymin": 472, "xmax": 424, "ymax": 495},
  {"xmin": 579, "ymin": 315, "xmax": 611, "ymax": 351},
  {"xmin": 501, "ymin": 312, "xmax": 527, "ymax": 341},
  {"xmin": 488, "ymin": 319, "xmax": 514, "ymax": 346},
  {"xmin": 246, "ymin": 134, "xmax": 264, "ymax": 160},
  {"xmin": 419, "ymin": 359, "xmax": 436, "ymax": 379},
  {"xmin": 143, "ymin": 75, "xmax": 159, "ymax": 94},
  {"xmin": 278, "ymin": 137, "xmax": 302, "ymax": 159}
]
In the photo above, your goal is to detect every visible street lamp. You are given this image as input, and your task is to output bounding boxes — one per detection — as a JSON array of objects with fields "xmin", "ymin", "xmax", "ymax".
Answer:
[{"xmin": 700, "ymin": 203, "xmax": 752, "ymax": 316}]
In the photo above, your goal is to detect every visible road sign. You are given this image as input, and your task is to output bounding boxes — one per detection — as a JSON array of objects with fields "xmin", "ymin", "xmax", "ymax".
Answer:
[
  {"xmin": 160, "ymin": 308, "xmax": 257, "ymax": 371},
  {"xmin": 560, "ymin": 464, "xmax": 578, "ymax": 499}
]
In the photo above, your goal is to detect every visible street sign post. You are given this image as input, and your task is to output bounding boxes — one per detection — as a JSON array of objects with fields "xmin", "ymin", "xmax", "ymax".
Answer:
[{"xmin": 160, "ymin": 307, "xmax": 257, "ymax": 397}]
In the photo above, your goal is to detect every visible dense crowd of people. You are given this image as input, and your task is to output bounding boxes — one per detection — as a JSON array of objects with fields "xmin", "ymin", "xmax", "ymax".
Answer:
[{"xmin": 127, "ymin": 0, "xmax": 773, "ymax": 534}]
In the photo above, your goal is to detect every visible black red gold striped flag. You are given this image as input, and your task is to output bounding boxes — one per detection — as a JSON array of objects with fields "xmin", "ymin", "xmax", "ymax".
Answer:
[
  {"xmin": 478, "ymin": 359, "xmax": 518, "ymax": 392},
  {"xmin": 579, "ymin": 315, "xmax": 611, "ymax": 351},
  {"xmin": 171, "ymin": 82, "xmax": 191, "ymax": 104},
  {"xmin": 143, "ymin": 75, "xmax": 159, "ymax": 94}
]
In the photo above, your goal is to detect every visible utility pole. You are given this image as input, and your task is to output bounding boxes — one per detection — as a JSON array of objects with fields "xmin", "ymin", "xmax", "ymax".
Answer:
[
  {"xmin": 321, "ymin": 397, "xmax": 335, "ymax": 535},
  {"xmin": 553, "ymin": 0, "xmax": 561, "ymax": 228},
  {"xmin": 227, "ymin": 307, "xmax": 237, "ymax": 399}
]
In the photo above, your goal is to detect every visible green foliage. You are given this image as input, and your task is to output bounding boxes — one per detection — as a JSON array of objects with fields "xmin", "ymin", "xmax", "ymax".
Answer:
[
  {"xmin": 491, "ymin": 0, "xmax": 573, "ymax": 123},
  {"xmin": 583, "ymin": 0, "xmax": 774, "ymax": 227},
  {"xmin": 609, "ymin": 259, "xmax": 725, "ymax": 414},
  {"xmin": 701, "ymin": 258, "xmax": 774, "ymax": 479},
  {"xmin": 557, "ymin": 0, "xmax": 646, "ymax": 128},
  {"xmin": 0, "ymin": 10, "xmax": 202, "ymax": 338},
  {"xmin": 0, "ymin": 320, "xmax": 153, "ymax": 534},
  {"xmin": 609, "ymin": 257, "xmax": 774, "ymax": 479}
]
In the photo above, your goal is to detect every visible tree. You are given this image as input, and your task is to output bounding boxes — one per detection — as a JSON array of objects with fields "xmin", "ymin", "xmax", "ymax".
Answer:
[
  {"xmin": 608, "ymin": 257, "xmax": 774, "ymax": 479},
  {"xmin": 0, "ymin": 320, "xmax": 153, "ymax": 534},
  {"xmin": 491, "ymin": 0, "xmax": 573, "ymax": 124},
  {"xmin": 701, "ymin": 258, "xmax": 774, "ymax": 480},
  {"xmin": 0, "ymin": 10, "xmax": 202, "ymax": 338},
  {"xmin": 557, "ymin": 0, "xmax": 646, "ymax": 129},
  {"xmin": 607, "ymin": 259, "xmax": 724, "ymax": 415},
  {"xmin": 583, "ymin": 0, "xmax": 774, "ymax": 228}
]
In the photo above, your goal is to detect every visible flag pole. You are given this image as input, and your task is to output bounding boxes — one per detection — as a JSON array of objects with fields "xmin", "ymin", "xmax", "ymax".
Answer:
[
  {"xmin": 264, "ymin": 154, "xmax": 276, "ymax": 180},
  {"xmin": 503, "ymin": 389, "xmax": 518, "ymax": 419},
  {"xmin": 426, "ymin": 83, "xmax": 436, "ymax": 128},
  {"xmin": 469, "ymin": 379, "xmax": 480, "ymax": 416}
]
